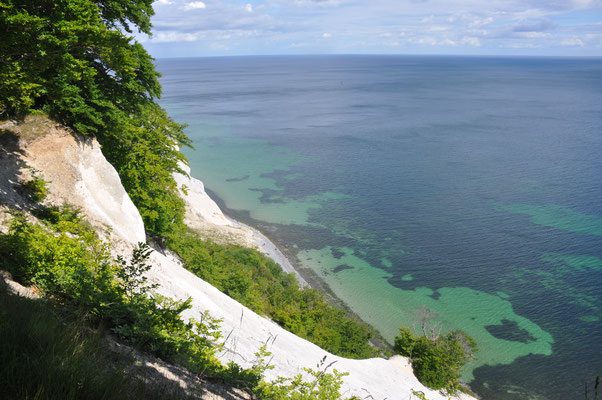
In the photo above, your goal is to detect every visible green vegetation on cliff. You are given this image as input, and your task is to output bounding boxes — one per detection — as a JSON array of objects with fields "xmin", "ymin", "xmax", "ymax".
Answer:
[
  {"xmin": 0, "ymin": 283, "xmax": 189, "ymax": 400},
  {"xmin": 0, "ymin": 207, "xmax": 357, "ymax": 399},
  {"xmin": 0, "ymin": 0, "xmax": 188, "ymax": 236},
  {"xmin": 167, "ymin": 226, "xmax": 379, "ymax": 359},
  {"xmin": 394, "ymin": 323, "xmax": 477, "ymax": 394}
]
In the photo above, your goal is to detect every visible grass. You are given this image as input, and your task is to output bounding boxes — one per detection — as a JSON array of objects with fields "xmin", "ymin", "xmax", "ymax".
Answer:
[
  {"xmin": 0, "ymin": 113, "xmax": 56, "ymax": 144},
  {"xmin": 0, "ymin": 285, "xmax": 185, "ymax": 400}
]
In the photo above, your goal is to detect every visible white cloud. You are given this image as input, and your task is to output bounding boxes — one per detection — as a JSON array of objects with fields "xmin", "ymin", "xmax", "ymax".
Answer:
[
  {"xmin": 462, "ymin": 36, "xmax": 482, "ymax": 46},
  {"xmin": 411, "ymin": 37, "xmax": 438, "ymax": 46},
  {"xmin": 293, "ymin": 0, "xmax": 349, "ymax": 7},
  {"xmin": 508, "ymin": 42, "xmax": 537, "ymax": 48},
  {"xmin": 440, "ymin": 38, "xmax": 457, "ymax": 46},
  {"xmin": 153, "ymin": 31, "xmax": 203, "ymax": 42},
  {"xmin": 143, "ymin": 0, "xmax": 602, "ymax": 56},
  {"xmin": 468, "ymin": 17, "xmax": 494, "ymax": 28},
  {"xmin": 515, "ymin": 31, "xmax": 552, "ymax": 38},
  {"xmin": 184, "ymin": 1, "xmax": 206, "ymax": 10},
  {"xmin": 209, "ymin": 42, "xmax": 230, "ymax": 50},
  {"xmin": 560, "ymin": 38, "xmax": 585, "ymax": 46}
]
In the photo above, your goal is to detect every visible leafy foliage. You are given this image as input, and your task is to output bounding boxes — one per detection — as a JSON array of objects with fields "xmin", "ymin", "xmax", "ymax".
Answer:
[
  {"xmin": 22, "ymin": 176, "xmax": 49, "ymax": 202},
  {"xmin": 0, "ymin": 211, "xmax": 223, "ymax": 375},
  {"xmin": 115, "ymin": 242, "xmax": 156, "ymax": 299},
  {"xmin": 0, "ymin": 208, "xmax": 361, "ymax": 399},
  {"xmin": 98, "ymin": 103, "xmax": 190, "ymax": 236},
  {"xmin": 394, "ymin": 325, "xmax": 478, "ymax": 394},
  {"xmin": 0, "ymin": 284, "xmax": 189, "ymax": 400},
  {"xmin": 0, "ymin": 0, "xmax": 190, "ymax": 236},
  {"xmin": 19, "ymin": 166, "xmax": 50, "ymax": 203},
  {"xmin": 166, "ymin": 225, "xmax": 379, "ymax": 359},
  {"xmin": 256, "ymin": 367, "xmax": 353, "ymax": 400}
]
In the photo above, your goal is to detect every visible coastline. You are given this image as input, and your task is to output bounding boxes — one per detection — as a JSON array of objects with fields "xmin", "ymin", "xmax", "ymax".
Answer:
[
  {"xmin": 226, "ymin": 215, "xmax": 309, "ymax": 287},
  {"xmin": 202, "ymin": 186, "xmax": 395, "ymax": 352},
  {"xmin": 176, "ymin": 167, "xmax": 312, "ymax": 286}
]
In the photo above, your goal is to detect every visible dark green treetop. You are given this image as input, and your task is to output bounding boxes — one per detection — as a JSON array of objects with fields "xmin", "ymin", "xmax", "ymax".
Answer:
[{"xmin": 0, "ymin": 0, "xmax": 190, "ymax": 236}]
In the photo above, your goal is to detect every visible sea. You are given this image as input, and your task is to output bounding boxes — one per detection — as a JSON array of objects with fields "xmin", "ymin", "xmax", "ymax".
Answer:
[{"xmin": 156, "ymin": 55, "xmax": 602, "ymax": 400}]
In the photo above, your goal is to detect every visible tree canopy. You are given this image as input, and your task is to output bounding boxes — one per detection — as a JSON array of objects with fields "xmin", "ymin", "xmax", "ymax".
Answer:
[
  {"xmin": 394, "ymin": 325, "xmax": 478, "ymax": 393},
  {"xmin": 0, "ymin": 0, "xmax": 189, "ymax": 235}
]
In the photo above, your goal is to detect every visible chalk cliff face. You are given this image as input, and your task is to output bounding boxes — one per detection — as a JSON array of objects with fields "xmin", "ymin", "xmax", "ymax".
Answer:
[
  {"xmin": 23, "ymin": 126, "xmax": 146, "ymax": 245},
  {"xmin": 174, "ymin": 163, "xmax": 257, "ymax": 247},
  {"xmin": 3, "ymin": 122, "xmax": 474, "ymax": 400}
]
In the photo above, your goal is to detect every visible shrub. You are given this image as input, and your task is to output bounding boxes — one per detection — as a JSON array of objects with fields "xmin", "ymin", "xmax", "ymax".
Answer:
[
  {"xmin": 166, "ymin": 225, "xmax": 379, "ymax": 359},
  {"xmin": 394, "ymin": 326, "xmax": 477, "ymax": 393},
  {"xmin": 19, "ymin": 167, "xmax": 50, "ymax": 203},
  {"xmin": 0, "ymin": 211, "xmax": 223, "ymax": 373},
  {"xmin": 0, "ymin": 285, "xmax": 181, "ymax": 400},
  {"xmin": 0, "ymin": 208, "xmax": 360, "ymax": 399},
  {"xmin": 255, "ymin": 356, "xmax": 358, "ymax": 400}
]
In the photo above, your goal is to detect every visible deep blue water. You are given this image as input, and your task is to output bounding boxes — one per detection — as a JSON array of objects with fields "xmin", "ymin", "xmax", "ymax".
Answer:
[{"xmin": 157, "ymin": 55, "xmax": 602, "ymax": 400}]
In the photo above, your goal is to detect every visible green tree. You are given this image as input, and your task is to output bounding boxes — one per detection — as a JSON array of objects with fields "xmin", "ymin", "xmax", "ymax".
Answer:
[
  {"xmin": 394, "ymin": 313, "xmax": 477, "ymax": 393},
  {"xmin": 0, "ymin": 0, "xmax": 190, "ymax": 236}
]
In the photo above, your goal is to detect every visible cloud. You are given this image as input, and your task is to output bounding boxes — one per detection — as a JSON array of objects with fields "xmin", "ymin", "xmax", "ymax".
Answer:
[
  {"xmin": 514, "ymin": 31, "xmax": 552, "ymax": 38},
  {"xmin": 293, "ymin": 0, "xmax": 349, "ymax": 6},
  {"xmin": 488, "ymin": 17, "xmax": 560, "ymax": 39},
  {"xmin": 468, "ymin": 17, "xmax": 494, "ymax": 28},
  {"xmin": 409, "ymin": 36, "xmax": 457, "ymax": 46},
  {"xmin": 461, "ymin": 36, "xmax": 481, "ymax": 46},
  {"xmin": 143, "ymin": 0, "xmax": 602, "ymax": 56},
  {"xmin": 559, "ymin": 38, "xmax": 585, "ymax": 46},
  {"xmin": 184, "ymin": 1, "xmax": 206, "ymax": 10},
  {"xmin": 512, "ymin": 18, "xmax": 557, "ymax": 32}
]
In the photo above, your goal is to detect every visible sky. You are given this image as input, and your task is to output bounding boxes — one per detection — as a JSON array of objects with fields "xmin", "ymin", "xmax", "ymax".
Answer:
[{"xmin": 138, "ymin": 0, "xmax": 602, "ymax": 57}]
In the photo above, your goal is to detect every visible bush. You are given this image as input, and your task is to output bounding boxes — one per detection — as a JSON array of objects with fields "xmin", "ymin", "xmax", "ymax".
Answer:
[
  {"xmin": 0, "ymin": 285, "xmax": 181, "ymax": 400},
  {"xmin": 256, "ymin": 368, "xmax": 352, "ymax": 400},
  {"xmin": 394, "ymin": 326, "xmax": 477, "ymax": 393},
  {"xmin": 0, "ymin": 211, "xmax": 223, "ymax": 373},
  {"xmin": 0, "ymin": 206, "xmax": 363, "ymax": 399},
  {"xmin": 19, "ymin": 166, "xmax": 49, "ymax": 203},
  {"xmin": 166, "ymin": 225, "xmax": 379, "ymax": 359}
]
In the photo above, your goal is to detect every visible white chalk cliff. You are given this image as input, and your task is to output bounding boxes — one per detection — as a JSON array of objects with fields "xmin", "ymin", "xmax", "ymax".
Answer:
[{"xmin": 2, "ymin": 122, "xmax": 475, "ymax": 400}]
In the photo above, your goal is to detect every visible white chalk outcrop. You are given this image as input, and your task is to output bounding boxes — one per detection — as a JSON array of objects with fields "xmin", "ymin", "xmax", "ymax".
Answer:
[
  {"xmin": 175, "ymin": 163, "xmax": 306, "ymax": 284},
  {"xmin": 175, "ymin": 163, "xmax": 231, "ymax": 227},
  {"xmin": 22, "ymin": 126, "xmax": 146, "ymax": 245},
  {"xmin": 4, "ymin": 123, "xmax": 475, "ymax": 400}
]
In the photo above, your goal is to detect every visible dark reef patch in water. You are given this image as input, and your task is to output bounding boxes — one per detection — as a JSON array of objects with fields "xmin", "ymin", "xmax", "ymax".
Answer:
[
  {"xmin": 485, "ymin": 319, "xmax": 537, "ymax": 344},
  {"xmin": 331, "ymin": 247, "xmax": 345, "ymax": 259},
  {"xmin": 249, "ymin": 188, "xmax": 286, "ymax": 204},
  {"xmin": 333, "ymin": 264, "xmax": 353, "ymax": 273},
  {"xmin": 226, "ymin": 175, "xmax": 250, "ymax": 182}
]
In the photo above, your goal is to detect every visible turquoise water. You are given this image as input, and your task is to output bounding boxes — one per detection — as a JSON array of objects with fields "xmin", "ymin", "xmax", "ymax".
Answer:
[{"xmin": 157, "ymin": 56, "xmax": 602, "ymax": 399}]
